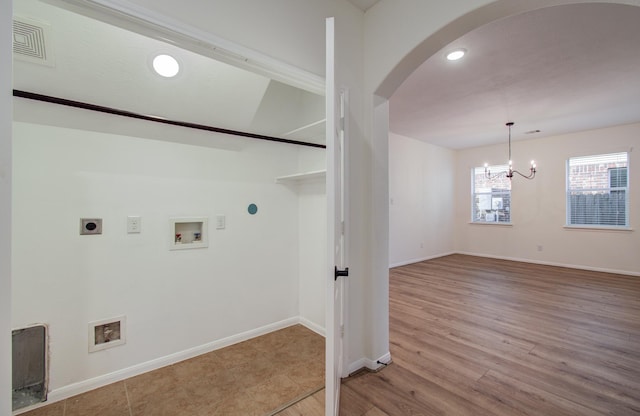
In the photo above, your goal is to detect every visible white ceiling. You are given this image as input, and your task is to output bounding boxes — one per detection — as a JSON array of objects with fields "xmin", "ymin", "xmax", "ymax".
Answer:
[
  {"xmin": 13, "ymin": 0, "xmax": 326, "ymax": 145},
  {"xmin": 390, "ymin": 3, "xmax": 640, "ymax": 149},
  {"xmin": 13, "ymin": 2, "xmax": 640, "ymax": 150}
]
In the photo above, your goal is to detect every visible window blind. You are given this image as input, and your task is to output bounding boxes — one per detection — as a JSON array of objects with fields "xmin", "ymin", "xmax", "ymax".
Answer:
[{"xmin": 567, "ymin": 152, "xmax": 628, "ymax": 227}]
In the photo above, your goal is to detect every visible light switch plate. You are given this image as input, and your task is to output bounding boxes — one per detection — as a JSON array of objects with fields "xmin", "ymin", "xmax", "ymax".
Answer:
[
  {"xmin": 127, "ymin": 216, "xmax": 141, "ymax": 234},
  {"xmin": 216, "ymin": 215, "xmax": 226, "ymax": 230}
]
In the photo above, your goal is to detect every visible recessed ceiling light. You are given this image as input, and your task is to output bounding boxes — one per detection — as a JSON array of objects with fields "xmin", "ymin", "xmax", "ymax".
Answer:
[
  {"xmin": 446, "ymin": 48, "xmax": 466, "ymax": 61},
  {"xmin": 152, "ymin": 54, "xmax": 180, "ymax": 78}
]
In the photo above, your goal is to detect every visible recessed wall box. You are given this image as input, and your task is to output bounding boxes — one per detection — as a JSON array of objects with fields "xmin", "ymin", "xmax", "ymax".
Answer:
[
  {"xmin": 170, "ymin": 217, "xmax": 208, "ymax": 250},
  {"xmin": 80, "ymin": 218, "xmax": 102, "ymax": 235},
  {"xmin": 89, "ymin": 316, "xmax": 126, "ymax": 352}
]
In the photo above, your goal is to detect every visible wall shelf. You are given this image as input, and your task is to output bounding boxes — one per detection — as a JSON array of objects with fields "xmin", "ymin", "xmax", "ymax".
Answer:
[{"xmin": 275, "ymin": 170, "xmax": 326, "ymax": 185}]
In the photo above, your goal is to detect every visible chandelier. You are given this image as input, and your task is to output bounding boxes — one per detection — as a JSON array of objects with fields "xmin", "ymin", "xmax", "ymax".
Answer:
[{"xmin": 485, "ymin": 122, "xmax": 536, "ymax": 180}]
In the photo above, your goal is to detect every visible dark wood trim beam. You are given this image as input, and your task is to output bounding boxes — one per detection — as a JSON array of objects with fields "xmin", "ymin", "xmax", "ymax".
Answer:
[{"xmin": 13, "ymin": 89, "xmax": 326, "ymax": 149}]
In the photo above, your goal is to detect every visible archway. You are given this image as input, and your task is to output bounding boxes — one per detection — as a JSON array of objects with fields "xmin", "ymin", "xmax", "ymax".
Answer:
[{"xmin": 375, "ymin": 0, "xmax": 640, "ymax": 99}]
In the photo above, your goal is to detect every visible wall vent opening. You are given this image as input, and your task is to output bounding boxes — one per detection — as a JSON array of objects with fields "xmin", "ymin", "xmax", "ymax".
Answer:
[
  {"xmin": 12, "ymin": 324, "xmax": 48, "ymax": 411},
  {"xmin": 13, "ymin": 16, "xmax": 55, "ymax": 67}
]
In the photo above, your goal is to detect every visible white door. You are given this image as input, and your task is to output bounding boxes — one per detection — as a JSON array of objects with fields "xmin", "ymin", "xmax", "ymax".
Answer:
[{"xmin": 325, "ymin": 17, "xmax": 348, "ymax": 416}]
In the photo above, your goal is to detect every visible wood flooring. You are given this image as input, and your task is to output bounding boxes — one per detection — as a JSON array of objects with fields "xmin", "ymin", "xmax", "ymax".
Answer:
[{"xmin": 340, "ymin": 254, "xmax": 640, "ymax": 416}]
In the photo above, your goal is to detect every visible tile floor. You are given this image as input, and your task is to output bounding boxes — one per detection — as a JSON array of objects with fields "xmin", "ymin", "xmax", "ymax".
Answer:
[
  {"xmin": 275, "ymin": 389, "xmax": 324, "ymax": 416},
  {"xmin": 20, "ymin": 325, "xmax": 325, "ymax": 416}
]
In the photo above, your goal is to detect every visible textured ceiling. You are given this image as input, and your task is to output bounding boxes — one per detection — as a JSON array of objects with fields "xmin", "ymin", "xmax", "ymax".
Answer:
[{"xmin": 390, "ymin": 3, "xmax": 640, "ymax": 149}]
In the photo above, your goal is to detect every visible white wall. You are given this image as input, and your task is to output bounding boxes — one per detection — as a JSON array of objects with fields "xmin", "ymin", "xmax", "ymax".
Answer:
[
  {"xmin": 388, "ymin": 123, "xmax": 640, "ymax": 275},
  {"xmin": 11, "ymin": 116, "xmax": 317, "ymax": 397},
  {"xmin": 363, "ymin": 0, "xmax": 497, "ymax": 371},
  {"xmin": 389, "ymin": 133, "xmax": 455, "ymax": 267},
  {"xmin": 454, "ymin": 123, "xmax": 640, "ymax": 275},
  {"xmin": 297, "ymin": 148, "xmax": 328, "ymax": 333},
  {"xmin": 1, "ymin": 0, "xmax": 13, "ymax": 413},
  {"xmin": 117, "ymin": 0, "xmax": 376, "ymax": 373},
  {"xmin": 297, "ymin": 181, "xmax": 327, "ymax": 333}
]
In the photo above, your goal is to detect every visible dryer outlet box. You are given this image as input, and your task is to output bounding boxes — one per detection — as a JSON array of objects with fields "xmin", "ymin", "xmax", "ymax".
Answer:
[{"xmin": 80, "ymin": 218, "xmax": 102, "ymax": 235}]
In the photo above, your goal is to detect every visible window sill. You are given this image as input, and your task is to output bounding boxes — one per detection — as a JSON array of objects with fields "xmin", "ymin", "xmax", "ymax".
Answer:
[
  {"xmin": 469, "ymin": 222, "xmax": 513, "ymax": 227},
  {"xmin": 564, "ymin": 225, "xmax": 633, "ymax": 232}
]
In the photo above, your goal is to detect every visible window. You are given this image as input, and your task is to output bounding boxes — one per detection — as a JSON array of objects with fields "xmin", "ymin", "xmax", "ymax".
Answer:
[
  {"xmin": 566, "ymin": 152, "xmax": 629, "ymax": 227},
  {"xmin": 472, "ymin": 165, "xmax": 511, "ymax": 223}
]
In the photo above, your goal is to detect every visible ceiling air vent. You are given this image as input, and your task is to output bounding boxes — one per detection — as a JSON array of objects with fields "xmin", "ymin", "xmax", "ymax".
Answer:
[{"xmin": 13, "ymin": 16, "xmax": 54, "ymax": 67}]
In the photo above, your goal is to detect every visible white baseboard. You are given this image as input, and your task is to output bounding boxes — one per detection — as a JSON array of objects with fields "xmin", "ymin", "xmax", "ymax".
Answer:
[
  {"xmin": 19, "ymin": 317, "xmax": 309, "ymax": 414},
  {"xmin": 456, "ymin": 251, "xmax": 640, "ymax": 277},
  {"xmin": 345, "ymin": 351, "xmax": 392, "ymax": 376},
  {"xmin": 390, "ymin": 251, "xmax": 639, "ymax": 277},
  {"xmin": 389, "ymin": 251, "xmax": 455, "ymax": 269},
  {"xmin": 298, "ymin": 317, "xmax": 326, "ymax": 337}
]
